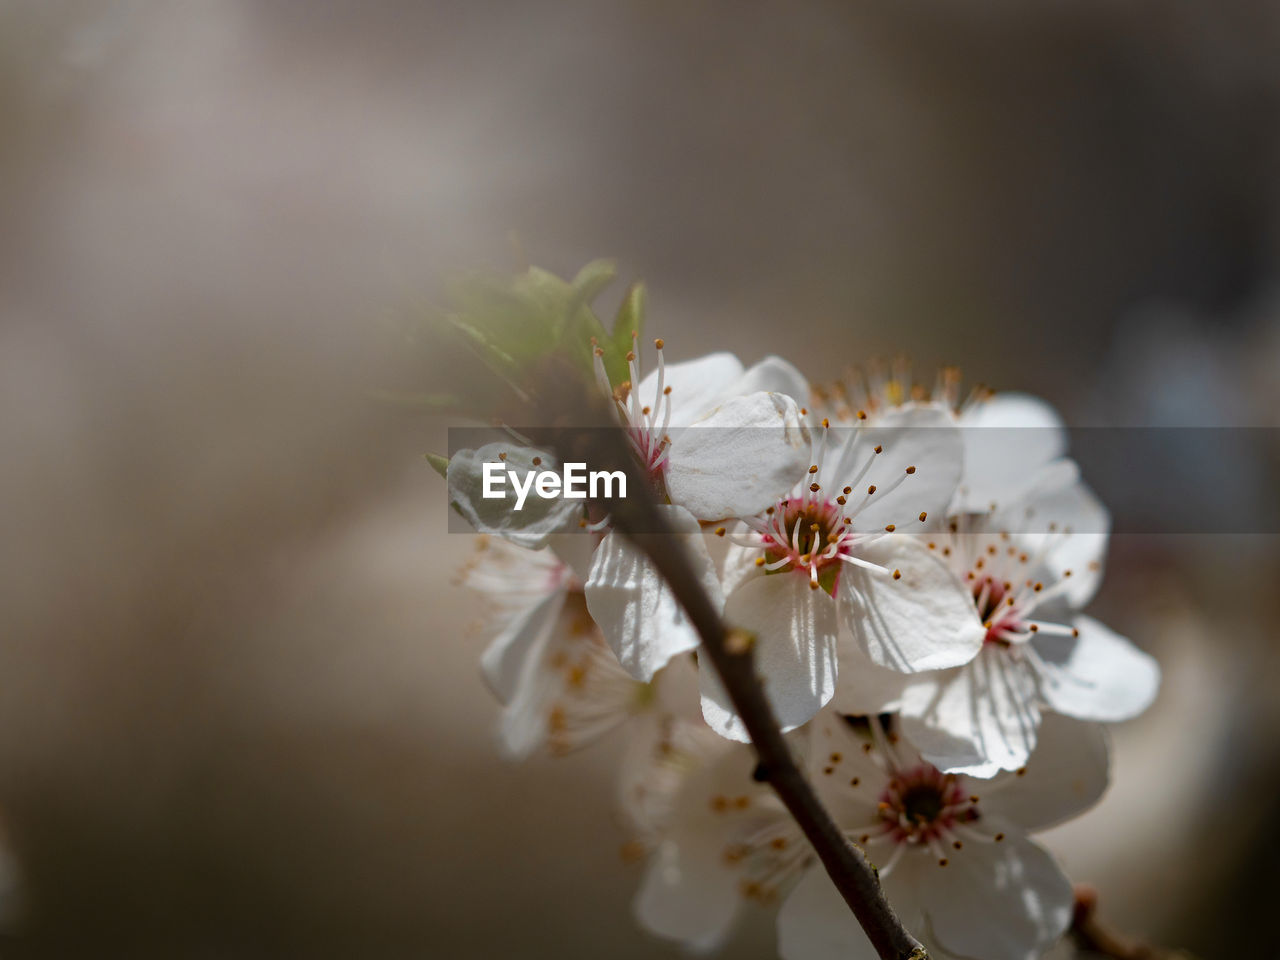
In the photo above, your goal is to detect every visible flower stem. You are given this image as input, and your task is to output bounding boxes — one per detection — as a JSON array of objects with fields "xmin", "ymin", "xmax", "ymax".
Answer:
[{"xmin": 1071, "ymin": 885, "xmax": 1194, "ymax": 960}]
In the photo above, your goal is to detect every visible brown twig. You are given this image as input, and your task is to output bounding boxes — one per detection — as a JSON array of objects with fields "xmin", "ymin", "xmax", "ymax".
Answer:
[
  {"xmin": 533, "ymin": 376, "xmax": 927, "ymax": 960},
  {"xmin": 1071, "ymin": 884, "xmax": 1192, "ymax": 960}
]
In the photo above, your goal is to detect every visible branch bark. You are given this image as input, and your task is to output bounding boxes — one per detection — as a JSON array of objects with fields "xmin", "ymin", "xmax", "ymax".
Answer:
[
  {"xmin": 530, "ymin": 381, "xmax": 927, "ymax": 960},
  {"xmin": 614, "ymin": 503, "xmax": 927, "ymax": 960},
  {"xmin": 1071, "ymin": 885, "xmax": 1193, "ymax": 960}
]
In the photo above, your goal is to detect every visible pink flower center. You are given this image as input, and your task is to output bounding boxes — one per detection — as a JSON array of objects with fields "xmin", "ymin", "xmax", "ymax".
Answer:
[
  {"xmin": 760, "ymin": 497, "xmax": 849, "ymax": 574},
  {"xmin": 877, "ymin": 763, "xmax": 976, "ymax": 846},
  {"xmin": 973, "ymin": 574, "xmax": 1021, "ymax": 645}
]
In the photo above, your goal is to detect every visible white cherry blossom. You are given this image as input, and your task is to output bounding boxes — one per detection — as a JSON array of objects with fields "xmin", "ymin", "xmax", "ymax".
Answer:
[
  {"xmin": 591, "ymin": 336, "xmax": 813, "ymax": 521},
  {"xmin": 635, "ymin": 711, "xmax": 1105, "ymax": 960},
  {"xmin": 895, "ymin": 472, "xmax": 1159, "ymax": 776},
  {"xmin": 462, "ymin": 535, "xmax": 699, "ymax": 758},
  {"xmin": 702, "ymin": 406, "xmax": 983, "ymax": 741},
  {"xmin": 812, "ymin": 362, "xmax": 1070, "ymax": 517},
  {"xmin": 582, "ymin": 340, "xmax": 812, "ymax": 682}
]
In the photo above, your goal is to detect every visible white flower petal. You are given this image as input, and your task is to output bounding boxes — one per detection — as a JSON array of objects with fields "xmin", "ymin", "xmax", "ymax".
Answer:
[
  {"xmin": 839, "ymin": 537, "xmax": 985, "ymax": 673},
  {"xmin": 666, "ymin": 392, "xmax": 811, "ymax": 521},
  {"xmin": 495, "ymin": 595, "xmax": 637, "ymax": 759},
  {"xmin": 701, "ymin": 574, "xmax": 838, "ymax": 742},
  {"xmin": 825, "ymin": 405, "xmax": 963, "ymax": 533},
  {"xmin": 542, "ymin": 532, "xmax": 597, "ymax": 584},
  {"xmin": 730, "ymin": 355, "xmax": 811, "ymax": 409},
  {"xmin": 954, "ymin": 393, "xmax": 1068, "ymax": 514},
  {"xmin": 651, "ymin": 651, "xmax": 706, "ymax": 725},
  {"xmin": 1033, "ymin": 615, "xmax": 1159, "ymax": 722},
  {"xmin": 718, "ymin": 528, "xmax": 771, "ymax": 598},
  {"xmin": 585, "ymin": 505, "xmax": 722, "ymax": 681},
  {"xmin": 829, "ymin": 636, "xmax": 909, "ymax": 716},
  {"xmin": 922, "ymin": 834, "xmax": 1073, "ymax": 960},
  {"xmin": 447, "ymin": 444, "xmax": 581, "ymax": 548},
  {"xmin": 899, "ymin": 646, "xmax": 1042, "ymax": 776},
  {"xmin": 981, "ymin": 714, "xmax": 1110, "ymax": 830},
  {"xmin": 1000, "ymin": 470, "xmax": 1110, "ymax": 609},
  {"xmin": 633, "ymin": 743, "xmax": 763, "ymax": 950},
  {"xmin": 778, "ymin": 861, "xmax": 927, "ymax": 960},
  {"xmin": 479, "ymin": 588, "xmax": 567, "ymax": 704},
  {"xmin": 637, "ymin": 351, "xmax": 745, "ymax": 428},
  {"xmin": 804, "ymin": 710, "xmax": 894, "ymax": 822},
  {"xmin": 615, "ymin": 710, "xmax": 724, "ymax": 844}
]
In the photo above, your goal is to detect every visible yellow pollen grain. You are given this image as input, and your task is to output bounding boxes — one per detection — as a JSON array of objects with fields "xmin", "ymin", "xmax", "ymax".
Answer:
[
  {"xmin": 654, "ymin": 338, "xmax": 664, "ymax": 349},
  {"xmin": 885, "ymin": 524, "xmax": 896, "ymax": 533},
  {"xmin": 905, "ymin": 465, "xmax": 916, "ymax": 475},
  {"xmin": 919, "ymin": 512, "xmax": 928, "ymax": 522}
]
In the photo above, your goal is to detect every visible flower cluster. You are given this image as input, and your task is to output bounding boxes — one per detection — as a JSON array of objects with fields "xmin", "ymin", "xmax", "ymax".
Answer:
[{"xmin": 445, "ymin": 341, "xmax": 1159, "ymax": 960}]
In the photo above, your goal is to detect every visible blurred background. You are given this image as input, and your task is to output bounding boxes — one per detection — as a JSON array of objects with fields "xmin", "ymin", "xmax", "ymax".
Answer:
[{"xmin": 0, "ymin": 1, "xmax": 1277, "ymax": 956}]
